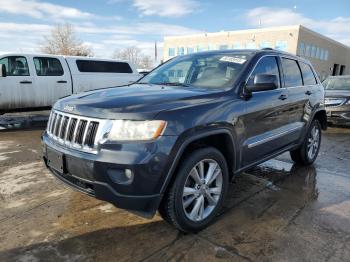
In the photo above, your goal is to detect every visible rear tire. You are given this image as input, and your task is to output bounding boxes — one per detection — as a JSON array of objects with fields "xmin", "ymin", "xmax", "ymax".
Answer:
[
  {"xmin": 158, "ymin": 147, "xmax": 229, "ymax": 233},
  {"xmin": 290, "ymin": 120, "xmax": 322, "ymax": 165}
]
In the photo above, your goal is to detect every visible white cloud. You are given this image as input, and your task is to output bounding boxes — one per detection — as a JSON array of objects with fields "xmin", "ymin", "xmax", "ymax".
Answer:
[
  {"xmin": 246, "ymin": 7, "xmax": 350, "ymax": 46},
  {"xmin": 0, "ymin": 21, "xmax": 199, "ymax": 58},
  {"xmin": 132, "ymin": 0, "xmax": 199, "ymax": 17},
  {"xmin": 0, "ymin": 0, "xmax": 93, "ymax": 20}
]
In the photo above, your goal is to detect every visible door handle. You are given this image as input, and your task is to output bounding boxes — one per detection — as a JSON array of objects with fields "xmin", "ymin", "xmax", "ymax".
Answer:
[
  {"xmin": 57, "ymin": 80, "xmax": 67, "ymax": 83},
  {"xmin": 305, "ymin": 90, "xmax": 312, "ymax": 95},
  {"xmin": 19, "ymin": 80, "xmax": 32, "ymax": 84},
  {"xmin": 278, "ymin": 94, "xmax": 288, "ymax": 100}
]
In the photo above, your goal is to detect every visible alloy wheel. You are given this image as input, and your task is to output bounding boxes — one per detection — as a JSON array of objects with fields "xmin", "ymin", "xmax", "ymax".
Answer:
[
  {"xmin": 182, "ymin": 159, "xmax": 223, "ymax": 222},
  {"xmin": 307, "ymin": 125, "xmax": 320, "ymax": 160}
]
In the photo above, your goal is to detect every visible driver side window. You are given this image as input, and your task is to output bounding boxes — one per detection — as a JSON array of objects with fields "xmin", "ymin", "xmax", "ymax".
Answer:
[
  {"xmin": 247, "ymin": 56, "xmax": 280, "ymax": 88},
  {"xmin": 0, "ymin": 56, "xmax": 30, "ymax": 76}
]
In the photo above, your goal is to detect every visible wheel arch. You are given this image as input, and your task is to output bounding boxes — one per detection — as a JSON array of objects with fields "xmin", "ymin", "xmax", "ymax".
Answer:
[{"xmin": 160, "ymin": 128, "xmax": 238, "ymax": 196}]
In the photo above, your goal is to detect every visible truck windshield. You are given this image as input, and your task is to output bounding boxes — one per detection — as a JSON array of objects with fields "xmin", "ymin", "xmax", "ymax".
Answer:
[
  {"xmin": 139, "ymin": 52, "xmax": 252, "ymax": 90},
  {"xmin": 324, "ymin": 77, "xmax": 350, "ymax": 90}
]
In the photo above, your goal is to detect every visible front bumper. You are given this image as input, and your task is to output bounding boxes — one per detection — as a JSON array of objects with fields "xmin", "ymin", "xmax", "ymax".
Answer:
[
  {"xmin": 42, "ymin": 132, "xmax": 178, "ymax": 217},
  {"xmin": 325, "ymin": 105, "xmax": 350, "ymax": 125}
]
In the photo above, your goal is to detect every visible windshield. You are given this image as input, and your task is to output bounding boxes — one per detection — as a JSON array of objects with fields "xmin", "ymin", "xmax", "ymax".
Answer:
[
  {"xmin": 323, "ymin": 77, "xmax": 350, "ymax": 90},
  {"xmin": 139, "ymin": 52, "xmax": 252, "ymax": 89}
]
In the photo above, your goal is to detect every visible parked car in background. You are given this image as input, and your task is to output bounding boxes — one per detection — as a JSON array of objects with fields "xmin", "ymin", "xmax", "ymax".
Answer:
[
  {"xmin": 42, "ymin": 49, "xmax": 327, "ymax": 232},
  {"xmin": 0, "ymin": 54, "xmax": 141, "ymax": 114},
  {"xmin": 323, "ymin": 75, "xmax": 350, "ymax": 125}
]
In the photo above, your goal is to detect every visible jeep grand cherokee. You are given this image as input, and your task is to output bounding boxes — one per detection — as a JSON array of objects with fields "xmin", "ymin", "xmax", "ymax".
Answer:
[{"xmin": 42, "ymin": 49, "xmax": 327, "ymax": 232}]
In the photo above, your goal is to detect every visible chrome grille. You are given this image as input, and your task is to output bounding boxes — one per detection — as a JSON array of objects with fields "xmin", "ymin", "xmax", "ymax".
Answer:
[{"xmin": 47, "ymin": 110, "xmax": 110, "ymax": 153}]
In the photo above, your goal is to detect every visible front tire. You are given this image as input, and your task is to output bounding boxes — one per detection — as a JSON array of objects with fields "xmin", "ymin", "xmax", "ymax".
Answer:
[
  {"xmin": 159, "ymin": 147, "xmax": 229, "ymax": 233},
  {"xmin": 290, "ymin": 120, "xmax": 322, "ymax": 165}
]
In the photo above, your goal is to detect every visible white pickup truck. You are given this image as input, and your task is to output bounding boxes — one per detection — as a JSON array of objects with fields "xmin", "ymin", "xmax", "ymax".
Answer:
[{"xmin": 0, "ymin": 54, "xmax": 141, "ymax": 113}]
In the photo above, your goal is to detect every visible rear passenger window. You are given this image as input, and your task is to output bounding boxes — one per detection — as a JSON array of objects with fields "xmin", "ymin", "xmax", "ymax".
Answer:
[
  {"xmin": 247, "ymin": 56, "xmax": 280, "ymax": 87},
  {"xmin": 299, "ymin": 62, "xmax": 317, "ymax": 85},
  {"xmin": 76, "ymin": 60, "xmax": 133, "ymax": 73},
  {"xmin": 0, "ymin": 56, "xmax": 30, "ymax": 76},
  {"xmin": 281, "ymin": 58, "xmax": 303, "ymax": 87},
  {"xmin": 34, "ymin": 57, "xmax": 64, "ymax": 76}
]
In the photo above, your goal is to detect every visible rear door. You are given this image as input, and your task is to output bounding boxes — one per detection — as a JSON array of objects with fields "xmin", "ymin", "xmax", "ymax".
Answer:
[
  {"xmin": 0, "ymin": 55, "xmax": 35, "ymax": 110},
  {"xmin": 281, "ymin": 58, "xmax": 315, "ymax": 141},
  {"xmin": 241, "ymin": 55, "xmax": 291, "ymax": 166},
  {"xmin": 32, "ymin": 56, "xmax": 71, "ymax": 107}
]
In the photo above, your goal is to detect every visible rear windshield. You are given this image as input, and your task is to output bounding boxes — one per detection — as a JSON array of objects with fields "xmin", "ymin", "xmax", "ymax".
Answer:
[
  {"xmin": 323, "ymin": 78, "xmax": 350, "ymax": 90},
  {"xmin": 76, "ymin": 60, "xmax": 133, "ymax": 73},
  {"xmin": 139, "ymin": 52, "xmax": 253, "ymax": 90}
]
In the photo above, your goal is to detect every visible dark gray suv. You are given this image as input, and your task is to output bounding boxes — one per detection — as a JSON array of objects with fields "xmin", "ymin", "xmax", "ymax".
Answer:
[{"xmin": 42, "ymin": 49, "xmax": 327, "ymax": 232}]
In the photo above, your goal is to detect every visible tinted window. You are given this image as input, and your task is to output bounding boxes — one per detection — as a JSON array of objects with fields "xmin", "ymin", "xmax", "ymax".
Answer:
[
  {"xmin": 34, "ymin": 57, "xmax": 64, "ymax": 76},
  {"xmin": 0, "ymin": 56, "xmax": 29, "ymax": 76},
  {"xmin": 76, "ymin": 60, "xmax": 133, "ymax": 73},
  {"xmin": 300, "ymin": 62, "xmax": 317, "ymax": 85},
  {"xmin": 247, "ymin": 56, "xmax": 280, "ymax": 87},
  {"xmin": 281, "ymin": 58, "xmax": 303, "ymax": 87}
]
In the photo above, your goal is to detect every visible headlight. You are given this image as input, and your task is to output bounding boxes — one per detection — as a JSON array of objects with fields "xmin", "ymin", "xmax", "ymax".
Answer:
[{"xmin": 108, "ymin": 120, "xmax": 166, "ymax": 141}]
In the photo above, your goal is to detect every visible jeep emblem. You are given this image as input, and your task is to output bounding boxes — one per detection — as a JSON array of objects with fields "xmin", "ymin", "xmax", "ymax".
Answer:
[{"xmin": 64, "ymin": 105, "xmax": 75, "ymax": 112}]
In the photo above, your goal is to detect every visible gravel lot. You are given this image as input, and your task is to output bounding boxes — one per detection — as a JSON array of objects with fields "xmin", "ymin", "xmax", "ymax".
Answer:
[{"xmin": 0, "ymin": 114, "xmax": 349, "ymax": 262}]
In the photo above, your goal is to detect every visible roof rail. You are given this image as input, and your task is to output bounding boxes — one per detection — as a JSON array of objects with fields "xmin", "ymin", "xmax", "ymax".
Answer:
[{"xmin": 261, "ymin": 48, "xmax": 274, "ymax": 50}]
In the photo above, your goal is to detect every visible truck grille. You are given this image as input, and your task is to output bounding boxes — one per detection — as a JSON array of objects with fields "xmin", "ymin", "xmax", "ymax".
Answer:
[{"xmin": 47, "ymin": 110, "xmax": 109, "ymax": 153}]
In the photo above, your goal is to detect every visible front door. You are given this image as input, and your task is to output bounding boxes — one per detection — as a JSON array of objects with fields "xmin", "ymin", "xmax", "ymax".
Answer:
[
  {"xmin": 241, "ymin": 56, "xmax": 291, "ymax": 166},
  {"xmin": 0, "ymin": 55, "xmax": 35, "ymax": 111}
]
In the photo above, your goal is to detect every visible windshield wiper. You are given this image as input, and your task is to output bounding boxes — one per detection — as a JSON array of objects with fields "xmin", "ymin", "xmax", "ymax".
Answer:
[{"xmin": 155, "ymin": 82, "xmax": 190, "ymax": 87}]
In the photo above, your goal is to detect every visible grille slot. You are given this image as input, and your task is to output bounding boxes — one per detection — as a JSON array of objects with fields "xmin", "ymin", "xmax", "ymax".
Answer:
[{"xmin": 47, "ymin": 110, "xmax": 105, "ymax": 153}]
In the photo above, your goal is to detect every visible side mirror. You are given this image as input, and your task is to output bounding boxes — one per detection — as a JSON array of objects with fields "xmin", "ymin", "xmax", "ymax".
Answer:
[
  {"xmin": 0, "ymin": 64, "xmax": 6, "ymax": 77},
  {"xmin": 246, "ymin": 74, "xmax": 278, "ymax": 92}
]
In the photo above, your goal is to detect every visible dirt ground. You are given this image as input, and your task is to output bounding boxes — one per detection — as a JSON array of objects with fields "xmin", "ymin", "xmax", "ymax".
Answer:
[{"xmin": 0, "ymin": 116, "xmax": 349, "ymax": 262}]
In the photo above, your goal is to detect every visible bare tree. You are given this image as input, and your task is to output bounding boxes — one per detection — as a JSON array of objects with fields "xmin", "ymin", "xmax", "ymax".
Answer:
[
  {"xmin": 40, "ymin": 23, "xmax": 93, "ymax": 56},
  {"xmin": 113, "ymin": 46, "xmax": 153, "ymax": 68},
  {"xmin": 139, "ymin": 55, "xmax": 153, "ymax": 69}
]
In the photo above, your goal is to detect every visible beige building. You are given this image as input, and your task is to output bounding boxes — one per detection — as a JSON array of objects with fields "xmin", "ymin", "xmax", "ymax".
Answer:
[{"xmin": 163, "ymin": 25, "xmax": 350, "ymax": 80}]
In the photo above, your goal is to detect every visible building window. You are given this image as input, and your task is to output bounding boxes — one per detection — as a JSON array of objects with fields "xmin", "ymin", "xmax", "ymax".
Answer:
[
  {"xmin": 320, "ymin": 49, "xmax": 325, "ymax": 60},
  {"xmin": 232, "ymin": 42, "xmax": 241, "ymax": 49},
  {"xmin": 260, "ymin": 41, "xmax": 273, "ymax": 49},
  {"xmin": 275, "ymin": 41, "xmax": 288, "ymax": 51},
  {"xmin": 187, "ymin": 47, "xmax": 194, "ymax": 54},
  {"xmin": 168, "ymin": 70, "xmax": 175, "ymax": 77},
  {"xmin": 316, "ymin": 47, "xmax": 320, "ymax": 59},
  {"xmin": 310, "ymin": 45, "xmax": 316, "ymax": 58},
  {"xmin": 305, "ymin": 44, "xmax": 311, "ymax": 57},
  {"xmin": 177, "ymin": 47, "xmax": 185, "ymax": 56},
  {"xmin": 298, "ymin": 42, "xmax": 305, "ymax": 56},
  {"xmin": 324, "ymin": 50, "xmax": 329, "ymax": 61},
  {"xmin": 219, "ymin": 45, "xmax": 228, "ymax": 50},
  {"xmin": 246, "ymin": 42, "xmax": 256, "ymax": 49},
  {"xmin": 168, "ymin": 48, "xmax": 175, "ymax": 57}
]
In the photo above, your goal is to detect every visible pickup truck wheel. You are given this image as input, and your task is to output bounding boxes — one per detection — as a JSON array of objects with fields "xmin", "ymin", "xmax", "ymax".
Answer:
[
  {"xmin": 290, "ymin": 120, "xmax": 322, "ymax": 165},
  {"xmin": 158, "ymin": 147, "xmax": 229, "ymax": 233}
]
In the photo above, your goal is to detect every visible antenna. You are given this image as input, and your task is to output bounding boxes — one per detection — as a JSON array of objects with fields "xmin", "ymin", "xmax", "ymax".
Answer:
[{"xmin": 259, "ymin": 19, "xmax": 262, "ymax": 28}]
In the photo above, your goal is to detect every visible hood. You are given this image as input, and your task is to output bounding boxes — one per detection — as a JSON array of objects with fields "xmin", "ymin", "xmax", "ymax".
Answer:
[
  {"xmin": 325, "ymin": 90, "xmax": 350, "ymax": 98},
  {"xmin": 54, "ymin": 84, "xmax": 222, "ymax": 120}
]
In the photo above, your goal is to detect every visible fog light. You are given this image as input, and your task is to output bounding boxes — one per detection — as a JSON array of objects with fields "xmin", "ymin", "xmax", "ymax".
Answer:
[{"xmin": 107, "ymin": 168, "xmax": 134, "ymax": 185}]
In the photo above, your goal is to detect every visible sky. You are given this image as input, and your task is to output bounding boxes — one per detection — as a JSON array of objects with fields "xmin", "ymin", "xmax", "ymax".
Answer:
[{"xmin": 0, "ymin": 0, "xmax": 349, "ymax": 60}]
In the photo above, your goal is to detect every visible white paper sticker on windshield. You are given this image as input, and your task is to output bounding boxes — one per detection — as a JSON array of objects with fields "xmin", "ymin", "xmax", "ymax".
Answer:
[{"xmin": 220, "ymin": 56, "xmax": 246, "ymax": 64}]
